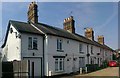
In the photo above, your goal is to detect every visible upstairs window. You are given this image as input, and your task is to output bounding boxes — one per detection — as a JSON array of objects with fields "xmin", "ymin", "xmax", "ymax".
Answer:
[
  {"xmin": 57, "ymin": 39, "xmax": 63, "ymax": 51},
  {"xmin": 28, "ymin": 37, "xmax": 32, "ymax": 49},
  {"xmin": 91, "ymin": 46, "xmax": 93, "ymax": 54},
  {"xmin": 33, "ymin": 38, "xmax": 38, "ymax": 49},
  {"xmin": 79, "ymin": 43, "xmax": 83, "ymax": 53},
  {"xmin": 87, "ymin": 45, "xmax": 89, "ymax": 54},
  {"xmin": 28, "ymin": 37, "xmax": 38, "ymax": 50}
]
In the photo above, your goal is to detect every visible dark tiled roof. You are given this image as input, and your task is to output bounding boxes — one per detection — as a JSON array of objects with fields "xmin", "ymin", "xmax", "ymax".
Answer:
[
  {"xmin": 34, "ymin": 23, "xmax": 113, "ymax": 51},
  {"xmin": 10, "ymin": 20, "xmax": 43, "ymax": 35},
  {"xmin": 1, "ymin": 20, "xmax": 44, "ymax": 48},
  {"xmin": 1, "ymin": 20, "xmax": 114, "ymax": 51}
]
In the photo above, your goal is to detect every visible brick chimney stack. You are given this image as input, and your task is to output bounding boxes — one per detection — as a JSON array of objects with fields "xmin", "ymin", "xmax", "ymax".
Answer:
[
  {"xmin": 85, "ymin": 28, "xmax": 94, "ymax": 41},
  {"xmin": 27, "ymin": 1, "xmax": 38, "ymax": 23},
  {"xmin": 63, "ymin": 16, "xmax": 75, "ymax": 33},
  {"xmin": 97, "ymin": 35, "xmax": 104, "ymax": 45}
]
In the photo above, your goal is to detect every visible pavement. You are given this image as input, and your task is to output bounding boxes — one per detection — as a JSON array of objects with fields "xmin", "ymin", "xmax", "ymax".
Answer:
[
  {"xmin": 59, "ymin": 67, "xmax": 119, "ymax": 78},
  {"xmin": 77, "ymin": 67, "xmax": 119, "ymax": 76}
]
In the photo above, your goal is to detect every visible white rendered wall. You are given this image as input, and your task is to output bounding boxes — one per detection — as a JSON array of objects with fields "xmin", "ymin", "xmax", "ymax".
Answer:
[
  {"xmin": 2, "ymin": 24, "xmax": 21, "ymax": 61},
  {"xmin": 21, "ymin": 33, "xmax": 44, "ymax": 76},
  {"xmin": 46, "ymin": 35, "xmax": 87, "ymax": 76},
  {"xmin": 44, "ymin": 35, "xmax": 113, "ymax": 76},
  {"xmin": 21, "ymin": 33, "xmax": 43, "ymax": 58}
]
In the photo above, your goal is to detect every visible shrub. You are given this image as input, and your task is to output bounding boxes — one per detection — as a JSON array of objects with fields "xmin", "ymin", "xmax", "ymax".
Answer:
[{"xmin": 86, "ymin": 64, "xmax": 99, "ymax": 72}]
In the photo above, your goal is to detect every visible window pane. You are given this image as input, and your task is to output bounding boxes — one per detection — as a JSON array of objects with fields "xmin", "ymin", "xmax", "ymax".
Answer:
[
  {"xmin": 91, "ymin": 46, "xmax": 93, "ymax": 54},
  {"xmin": 55, "ymin": 59, "xmax": 58, "ymax": 71},
  {"xmin": 79, "ymin": 44, "xmax": 82, "ymax": 52},
  {"xmin": 33, "ymin": 38, "xmax": 37, "ymax": 49},
  {"xmin": 87, "ymin": 45, "xmax": 89, "ymax": 53},
  {"xmin": 59, "ymin": 58, "xmax": 63, "ymax": 71},
  {"xmin": 57, "ymin": 39, "xmax": 62, "ymax": 50},
  {"xmin": 60, "ymin": 42, "xmax": 62, "ymax": 50},
  {"xmin": 57, "ymin": 39, "xmax": 59, "ymax": 50},
  {"xmin": 28, "ymin": 37, "xmax": 32, "ymax": 49},
  {"xmin": 59, "ymin": 61, "xmax": 62, "ymax": 70}
]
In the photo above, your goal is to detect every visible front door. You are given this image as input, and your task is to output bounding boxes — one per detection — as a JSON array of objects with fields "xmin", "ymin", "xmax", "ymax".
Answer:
[
  {"xmin": 79, "ymin": 57, "xmax": 85, "ymax": 68},
  {"xmin": 23, "ymin": 58, "xmax": 42, "ymax": 77}
]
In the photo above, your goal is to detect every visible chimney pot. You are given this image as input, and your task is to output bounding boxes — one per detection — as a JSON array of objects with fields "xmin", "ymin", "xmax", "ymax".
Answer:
[
  {"xmin": 85, "ymin": 27, "xmax": 94, "ymax": 41},
  {"xmin": 97, "ymin": 35, "xmax": 104, "ymax": 45},
  {"xmin": 63, "ymin": 16, "xmax": 75, "ymax": 33},
  {"xmin": 27, "ymin": 2, "xmax": 38, "ymax": 23}
]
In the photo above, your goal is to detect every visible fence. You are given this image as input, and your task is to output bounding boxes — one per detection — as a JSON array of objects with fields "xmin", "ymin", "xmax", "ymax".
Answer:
[{"xmin": 2, "ymin": 60, "xmax": 29, "ymax": 78}]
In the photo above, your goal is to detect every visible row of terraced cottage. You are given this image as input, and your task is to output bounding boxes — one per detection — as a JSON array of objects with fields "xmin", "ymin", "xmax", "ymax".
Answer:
[{"xmin": 1, "ymin": 2, "xmax": 114, "ymax": 77}]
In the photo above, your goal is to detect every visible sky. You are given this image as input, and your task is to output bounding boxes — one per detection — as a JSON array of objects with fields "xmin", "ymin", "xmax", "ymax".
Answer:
[{"xmin": 0, "ymin": 2, "xmax": 118, "ymax": 50}]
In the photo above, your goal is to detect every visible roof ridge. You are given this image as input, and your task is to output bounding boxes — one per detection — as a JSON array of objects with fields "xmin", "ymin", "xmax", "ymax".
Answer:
[
  {"xmin": 9, "ymin": 20, "xmax": 28, "ymax": 24},
  {"xmin": 38, "ymin": 22, "xmax": 76, "ymax": 34},
  {"xmin": 6, "ymin": 20, "xmax": 113, "ymax": 51}
]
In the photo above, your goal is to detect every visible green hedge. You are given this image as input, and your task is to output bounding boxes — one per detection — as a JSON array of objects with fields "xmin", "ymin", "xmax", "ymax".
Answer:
[
  {"xmin": 86, "ymin": 64, "xmax": 99, "ymax": 72},
  {"xmin": 86, "ymin": 61, "xmax": 108, "ymax": 73}
]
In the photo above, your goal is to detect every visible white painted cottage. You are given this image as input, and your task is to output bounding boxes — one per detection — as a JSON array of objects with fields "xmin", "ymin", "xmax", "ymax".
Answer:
[{"xmin": 1, "ymin": 2, "xmax": 114, "ymax": 77}]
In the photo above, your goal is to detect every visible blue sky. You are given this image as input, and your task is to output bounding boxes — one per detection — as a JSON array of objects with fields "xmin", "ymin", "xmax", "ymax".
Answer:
[{"xmin": 1, "ymin": 2, "xmax": 118, "ymax": 49}]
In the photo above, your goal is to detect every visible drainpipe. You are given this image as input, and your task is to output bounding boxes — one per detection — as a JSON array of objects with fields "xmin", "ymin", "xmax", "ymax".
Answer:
[
  {"xmin": 43, "ymin": 35, "xmax": 45, "ymax": 77},
  {"xmin": 44, "ymin": 35, "xmax": 49, "ymax": 76}
]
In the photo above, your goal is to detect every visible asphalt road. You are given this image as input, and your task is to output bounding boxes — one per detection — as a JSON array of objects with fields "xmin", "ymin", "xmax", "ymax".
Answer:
[{"xmin": 60, "ymin": 67, "xmax": 119, "ymax": 78}]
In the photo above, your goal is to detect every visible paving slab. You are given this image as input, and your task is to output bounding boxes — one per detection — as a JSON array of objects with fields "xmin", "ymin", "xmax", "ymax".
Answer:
[{"xmin": 75, "ymin": 67, "xmax": 119, "ymax": 78}]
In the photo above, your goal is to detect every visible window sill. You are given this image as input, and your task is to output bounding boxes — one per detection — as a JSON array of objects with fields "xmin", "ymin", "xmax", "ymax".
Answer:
[
  {"xmin": 28, "ymin": 48, "xmax": 38, "ymax": 50},
  {"xmin": 55, "ymin": 70, "xmax": 64, "ymax": 73},
  {"xmin": 79, "ymin": 52, "xmax": 84, "ymax": 54},
  {"xmin": 57, "ymin": 50, "xmax": 64, "ymax": 52}
]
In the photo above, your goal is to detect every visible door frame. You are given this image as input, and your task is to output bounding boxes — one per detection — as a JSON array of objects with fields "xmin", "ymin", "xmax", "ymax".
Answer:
[{"xmin": 23, "ymin": 57, "xmax": 43, "ymax": 77}]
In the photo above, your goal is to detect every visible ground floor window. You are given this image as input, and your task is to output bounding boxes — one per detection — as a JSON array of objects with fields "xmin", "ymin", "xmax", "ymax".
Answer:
[
  {"xmin": 55, "ymin": 58, "xmax": 64, "ymax": 72},
  {"xmin": 91, "ymin": 57, "xmax": 95, "ymax": 64}
]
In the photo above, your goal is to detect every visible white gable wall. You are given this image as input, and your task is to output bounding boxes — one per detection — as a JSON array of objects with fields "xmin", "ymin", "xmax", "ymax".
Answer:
[{"xmin": 2, "ymin": 24, "xmax": 21, "ymax": 61}]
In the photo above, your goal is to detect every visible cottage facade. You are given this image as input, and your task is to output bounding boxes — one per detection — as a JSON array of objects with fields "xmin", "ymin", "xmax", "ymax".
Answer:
[{"xmin": 1, "ymin": 2, "xmax": 113, "ymax": 77}]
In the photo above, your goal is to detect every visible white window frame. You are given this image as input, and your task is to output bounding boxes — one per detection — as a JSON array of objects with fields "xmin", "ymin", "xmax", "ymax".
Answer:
[
  {"xmin": 57, "ymin": 39, "xmax": 63, "ymax": 51},
  {"xmin": 55, "ymin": 58, "xmax": 64, "ymax": 72},
  {"xmin": 28, "ymin": 37, "xmax": 32, "ymax": 49},
  {"xmin": 33, "ymin": 37, "xmax": 38, "ymax": 49},
  {"xmin": 91, "ymin": 46, "xmax": 93, "ymax": 54},
  {"xmin": 79, "ymin": 43, "xmax": 84, "ymax": 53},
  {"xmin": 28, "ymin": 37, "xmax": 38, "ymax": 50}
]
